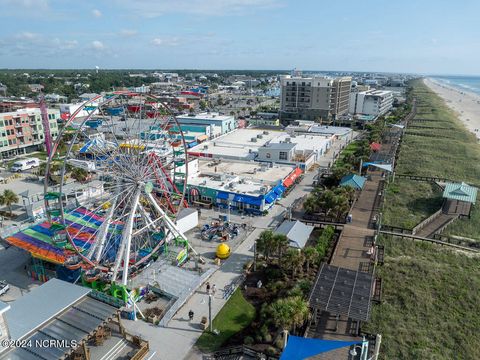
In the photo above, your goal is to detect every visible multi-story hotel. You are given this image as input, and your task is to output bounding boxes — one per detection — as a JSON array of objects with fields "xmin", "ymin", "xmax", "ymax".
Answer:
[
  {"xmin": 0, "ymin": 108, "xmax": 60, "ymax": 158},
  {"xmin": 280, "ymin": 75, "xmax": 352, "ymax": 123}
]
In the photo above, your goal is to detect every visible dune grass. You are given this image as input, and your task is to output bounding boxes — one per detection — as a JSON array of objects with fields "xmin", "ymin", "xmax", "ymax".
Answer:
[
  {"xmin": 395, "ymin": 81, "xmax": 480, "ymax": 184},
  {"xmin": 196, "ymin": 289, "xmax": 256, "ymax": 353},
  {"xmin": 383, "ymin": 178, "xmax": 443, "ymax": 229},
  {"xmin": 363, "ymin": 235, "xmax": 480, "ymax": 359},
  {"xmin": 384, "ymin": 79, "xmax": 480, "ymax": 234}
]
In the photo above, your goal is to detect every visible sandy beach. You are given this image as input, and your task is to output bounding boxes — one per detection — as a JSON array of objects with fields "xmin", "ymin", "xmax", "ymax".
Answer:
[{"xmin": 424, "ymin": 78, "xmax": 480, "ymax": 139}]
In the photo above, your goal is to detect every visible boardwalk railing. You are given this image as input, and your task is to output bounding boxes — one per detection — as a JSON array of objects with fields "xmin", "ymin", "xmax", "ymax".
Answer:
[
  {"xmin": 380, "ymin": 230, "xmax": 480, "ymax": 252},
  {"xmin": 412, "ymin": 209, "xmax": 443, "ymax": 235}
]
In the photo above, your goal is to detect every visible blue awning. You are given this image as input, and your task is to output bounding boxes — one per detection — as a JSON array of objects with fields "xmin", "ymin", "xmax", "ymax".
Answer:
[
  {"xmin": 280, "ymin": 335, "xmax": 361, "ymax": 360},
  {"xmin": 273, "ymin": 183, "xmax": 286, "ymax": 196},
  {"xmin": 264, "ymin": 191, "xmax": 278, "ymax": 204},
  {"xmin": 216, "ymin": 192, "xmax": 230, "ymax": 200},
  {"xmin": 233, "ymin": 194, "xmax": 263, "ymax": 206}
]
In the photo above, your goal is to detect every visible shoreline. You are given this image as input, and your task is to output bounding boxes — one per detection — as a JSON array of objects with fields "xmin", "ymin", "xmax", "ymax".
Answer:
[{"xmin": 423, "ymin": 78, "xmax": 480, "ymax": 139}]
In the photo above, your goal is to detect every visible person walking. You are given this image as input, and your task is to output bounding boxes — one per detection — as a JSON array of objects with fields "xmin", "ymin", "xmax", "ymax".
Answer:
[
  {"xmin": 188, "ymin": 309, "xmax": 194, "ymax": 321},
  {"xmin": 212, "ymin": 284, "xmax": 217, "ymax": 296},
  {"xmin": 206, "ymin": 282, "xmax": 211, "ymax": 294}
]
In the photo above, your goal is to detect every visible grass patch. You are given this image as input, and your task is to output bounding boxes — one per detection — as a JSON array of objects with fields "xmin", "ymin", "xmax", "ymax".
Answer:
[
  {"xmin": 363, "ymin": 236, "xmax": 480, "ymax": 359},
  {"xmin": 196, "ymin": 289, "xmax": 256, "ymax": 352},
  {"xmin": 334, "ymin": 141, "xmax": 360, "ymax": 169},
  {"xmin": 443, "ymin": 201, "xmax": 480, "ymax": 240},
  {"xmin": 383, "ymin": 179, "xmax": 443, "ymax": 229}
]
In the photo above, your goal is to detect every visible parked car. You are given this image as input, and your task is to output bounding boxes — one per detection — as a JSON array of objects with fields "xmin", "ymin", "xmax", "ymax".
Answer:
[{"xmin": 11, "ymin": 157, "xmax": 40, "ymax": 172}]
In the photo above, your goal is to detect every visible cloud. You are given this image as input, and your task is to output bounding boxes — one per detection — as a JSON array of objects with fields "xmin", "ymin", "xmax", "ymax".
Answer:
[
  {"xmin": 16, "ymin": 31, "xmax": 40, "ymax": 40},
  {"xmin": 0, "ymin": 32, "xmax": 79, "ymax": 57},
  {"xmin": 151, "ymin": 37, "xmax": 180, "ymax": 47},
  {"xmin": 0, "ymin": 0, "xmax": 48, "ymax": 9},
  {"xmin": 112, "ymin": 0, "xmax": 282, "ymax": 17},
  {"xmin": 119, "ymin": 29, "xmax": 138, "ymax": 38},
  {"xmin": 91, "ymin": 40, "xmax": 105, "ymax": 50},
  {"xmin": 92, "ymin": 9, "xmax": 102, "ymax": 17}
]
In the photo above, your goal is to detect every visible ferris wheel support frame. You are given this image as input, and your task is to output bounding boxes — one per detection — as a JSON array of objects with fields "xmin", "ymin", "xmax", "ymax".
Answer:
[{"xmin": 44, "ymin": 91, "xmax": 193, "ymax": 285}]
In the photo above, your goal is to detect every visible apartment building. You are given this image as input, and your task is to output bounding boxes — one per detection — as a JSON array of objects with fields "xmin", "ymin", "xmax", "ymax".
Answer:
[
  {"xmin": 349, "ymin": 89, "xmax": 394, "ymax": 116},
  {"xmin": 0, "ymin": 108, "xmax": 60, "ymax": 157},
  {"xmin": 280, "ymin": 75, "xmax": 352, "ymax": 123}
]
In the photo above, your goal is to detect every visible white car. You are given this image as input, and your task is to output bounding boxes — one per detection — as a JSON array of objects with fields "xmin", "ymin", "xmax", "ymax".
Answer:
[{"xmin": 0, "ymin": 280, "xmax": 9, "ymax": 296}]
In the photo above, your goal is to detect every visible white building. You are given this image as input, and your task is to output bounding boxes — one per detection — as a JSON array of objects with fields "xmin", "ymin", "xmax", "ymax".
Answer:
[{"xmin": 349, "ymin": 90, "xmax": 394, "ymax": 116}]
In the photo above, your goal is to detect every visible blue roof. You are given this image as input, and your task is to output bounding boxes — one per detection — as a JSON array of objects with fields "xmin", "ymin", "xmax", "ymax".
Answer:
[
  {"xmin": 442, "ymin": 182, "xmax": 478, "ymax": 204},
  {"xmin": 340, "ymin": 174, "xmax": 367, "ymax": 190}
]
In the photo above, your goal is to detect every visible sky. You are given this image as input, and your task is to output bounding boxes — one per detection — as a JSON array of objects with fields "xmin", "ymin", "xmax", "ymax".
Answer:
[{"xmin": 1, "ymin": 0, "xmax": 480, "ymax": 74}]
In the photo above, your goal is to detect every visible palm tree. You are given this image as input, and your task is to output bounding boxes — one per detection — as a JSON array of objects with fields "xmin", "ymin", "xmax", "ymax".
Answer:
[
  {"xmin": 273, "ymin": 233, "xmax": 289, "ymax": 258},
  {"xmin": 281, "ymin": 248, "xmax": 304, "ymax": 278},
  {"xmin": 289, "ymin": 296, "xmax": 310, "ymax": 333},
  {"xmin": 0, "ymin": 189, "xmax": 19, "ymax": 216},
  {"xmin": 268, "ymin": 296, "xmax": 310, "ymax": 335},
  {"xmin": 302, "ymin": 247, "xmax": 318, "ymax": 273},
  {"xmin": 256, "ymin": 230, "xmax": 275, "ymax": 263}
]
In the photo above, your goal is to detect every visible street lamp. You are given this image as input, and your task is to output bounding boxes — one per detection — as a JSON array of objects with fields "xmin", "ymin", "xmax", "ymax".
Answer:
[{"xmin": 349, "ymin": 337, "xmax": 369, "ymax": 360}]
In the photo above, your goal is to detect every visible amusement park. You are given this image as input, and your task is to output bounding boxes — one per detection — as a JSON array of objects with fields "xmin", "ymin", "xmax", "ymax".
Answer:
[{"xmin": 0, "ymin": 91, "xmax": 253, "ymax": 359}]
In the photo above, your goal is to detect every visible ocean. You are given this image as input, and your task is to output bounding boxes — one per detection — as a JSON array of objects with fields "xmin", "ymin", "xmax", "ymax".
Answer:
[{"xmin": 432, "ymin": 75, "xmax": 480, "ymax": 96}]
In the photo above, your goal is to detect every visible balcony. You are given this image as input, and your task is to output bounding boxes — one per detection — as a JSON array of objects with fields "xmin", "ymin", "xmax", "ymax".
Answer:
[
  {"xmin": 15, "ymin": 123, "xmax": 22, "ymax": 128},
  {"xmin": 16, "ymin": 133, "xmax": 24, "ymax": 137}
]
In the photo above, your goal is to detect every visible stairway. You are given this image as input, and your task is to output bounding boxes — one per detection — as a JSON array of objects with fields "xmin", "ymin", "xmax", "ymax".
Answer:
[{"xmin": 415, "ymin": 214, "xmax": 457, "ymax": 238}]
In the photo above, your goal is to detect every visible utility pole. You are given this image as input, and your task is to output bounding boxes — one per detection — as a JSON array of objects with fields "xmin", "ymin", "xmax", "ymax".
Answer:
[
  {"xmin": 253, "ymin": 240, "xmax": 257, "ymax": 271},
  {"xmin": 208, "ymin": 294, "xmax": 213, "ymax": 332}
]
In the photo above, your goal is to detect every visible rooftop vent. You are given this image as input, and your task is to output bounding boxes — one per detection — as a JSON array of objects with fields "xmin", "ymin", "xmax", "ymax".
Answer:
[
  {"xmin": 263, "ymin": 130, "xmax": 269, "ymax": 135},
  {"xmin": 257, "ymin": 134, "xmax": 263, "ymax": 139},
  {"xmin": 251, "ymin": 137, "xmax": 257, "ymax": 142}
]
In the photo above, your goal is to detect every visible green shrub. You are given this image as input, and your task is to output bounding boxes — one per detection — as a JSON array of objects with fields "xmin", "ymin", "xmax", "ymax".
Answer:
[
  {"xmin": 244, "ymin": 336, "xmax": 254, "ymax": 345},
  {"xmin": 263, "ymin": 333, "xmax": 273, "ymax": 343},
  {"xmin": 266, "ymin": 346, "xmax": 277, "ymax": 356},
  {"xmin": 265, "ymin": 267, "xmax": 283, "ymax": 281}
]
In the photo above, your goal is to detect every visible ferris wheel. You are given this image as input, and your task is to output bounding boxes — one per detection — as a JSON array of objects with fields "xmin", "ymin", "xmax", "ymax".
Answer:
[{"xmin": 43, "ymin": 91, "xmax": 194, "ymax": 286}]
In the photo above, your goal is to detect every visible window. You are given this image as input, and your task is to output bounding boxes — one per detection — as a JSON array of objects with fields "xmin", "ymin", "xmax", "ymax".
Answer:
[
  {"xmin": 279, "ymin": 151, "xmax": 288, "ymax": 160},
  {"xmin": 266, "ymin": 152, "xmax": 271, "ymax": 159}
]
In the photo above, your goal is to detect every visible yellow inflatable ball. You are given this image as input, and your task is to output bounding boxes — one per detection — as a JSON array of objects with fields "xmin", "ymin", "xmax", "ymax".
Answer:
[{"xmin": 216, "ymin": 243, "xmax": 231, "ymax": 259}]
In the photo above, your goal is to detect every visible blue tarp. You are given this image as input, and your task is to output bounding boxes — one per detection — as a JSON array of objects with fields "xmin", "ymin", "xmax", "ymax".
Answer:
[
  {"xmin": 187, "ymin": 141, "xmax": 198, "ymax": 148},
  {"xmin": 280, "ymin": 335, "xmax": 360, "ymax": 360},
  {"xmin": 273, "ymin": 182, "xmax": 286, "ymax": 196},
  {"xmin": 216, "ymin": 192, "xmax": 230, "ymax": 200},
  {"xmin": 233, "ymin": 194, "xmax": 263, "ymax": 206},
  {"xmin": 264, "ymin": 191, "xmax": 278, "ymax": 204}
]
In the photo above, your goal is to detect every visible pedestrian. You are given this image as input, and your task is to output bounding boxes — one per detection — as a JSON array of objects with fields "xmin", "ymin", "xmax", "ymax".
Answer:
[
  {"xmin": 188, "ymin": 309, "xmax": 194, "ymax": 321},
  {"xmin": 206, "ymin": 282, "xmax": 211, "ymax": 294},
  {"xmin": 212, "ymin": 284, "xmax": 217, "ymax": 296}
]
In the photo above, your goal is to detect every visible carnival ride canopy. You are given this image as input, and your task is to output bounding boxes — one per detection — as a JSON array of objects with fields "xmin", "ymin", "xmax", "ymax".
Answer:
[{"xmin": 5, "ymin": 207, "xmax": 123, "ymax": 265}]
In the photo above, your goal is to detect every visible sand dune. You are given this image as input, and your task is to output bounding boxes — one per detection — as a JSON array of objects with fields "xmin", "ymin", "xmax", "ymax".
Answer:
[{"xmin": 424, "ymin": 78, "xmax": 480, "ymax": 140}]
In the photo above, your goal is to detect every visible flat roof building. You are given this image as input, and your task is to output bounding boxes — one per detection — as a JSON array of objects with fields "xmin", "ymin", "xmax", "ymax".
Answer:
[
  {"xmin": 186, "ymin": 159, "xmax": 300, "ymax": 215},
  {"xmin": 349, "ymin": 89, "xmax": 394, "ymax": 116},
  {"xmin": 176, "ymin": 112, "xmax": 236, "ymax": 135}
]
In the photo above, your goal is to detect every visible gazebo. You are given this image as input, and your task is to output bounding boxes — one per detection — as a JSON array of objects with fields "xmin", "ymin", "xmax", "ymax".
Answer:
[{"xmin": 442, "ymin": 182, "xmax": 477, "ymax": 217}]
